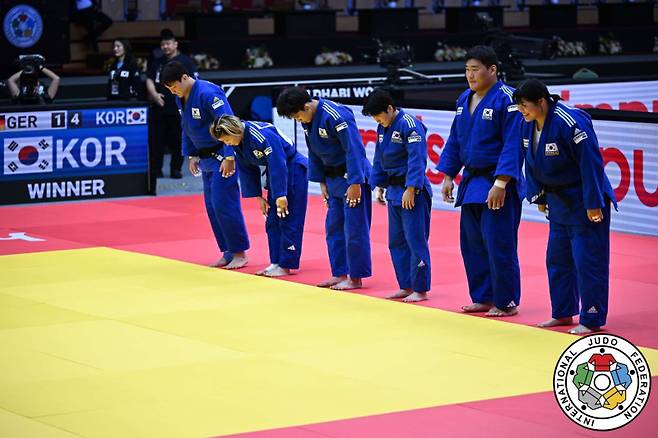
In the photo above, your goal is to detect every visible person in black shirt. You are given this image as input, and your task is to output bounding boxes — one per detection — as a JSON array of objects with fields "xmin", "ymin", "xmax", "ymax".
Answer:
[
  {"xmin": 146, "ymin": 29, "xmax": 198, "ymax": 184},
  {"xmin": 106, "ymin": 39, "xmax": 141, "ymax": 100}
]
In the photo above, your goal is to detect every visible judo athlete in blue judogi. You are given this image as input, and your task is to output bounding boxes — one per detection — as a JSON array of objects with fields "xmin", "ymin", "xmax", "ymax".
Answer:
[
  {"xmin": 161, "ymin": 61, "xmax": 250, "ymax": 269},
  {"xmin": 436, "ymin": 46, "xmax": 524, "ymax": 317},
  {"xmin": 513, "ymin": 79, "xmax": 617, "ymax": 334},
  {"xmin": 362, "ymin": 89, "xmax": 433, "ymax": 302},
  {"xmin": 276, "ymin": 87, "xmax": 372, "ymax": 290},
  {"xmin": 209, "ymin": 114, "xmax": 309, "ymax": 277}
]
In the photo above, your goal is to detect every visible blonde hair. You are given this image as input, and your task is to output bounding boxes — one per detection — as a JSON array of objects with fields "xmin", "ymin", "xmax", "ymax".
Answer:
[{"xmin": 209, "ymin": 114, "xmax": 244, "ymax": 140}]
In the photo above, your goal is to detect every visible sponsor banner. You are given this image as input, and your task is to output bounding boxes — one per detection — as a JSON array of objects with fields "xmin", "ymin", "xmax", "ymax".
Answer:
[
  {"xmin": 548, "ymin": 81, "xmax": 658, "ymax": 114},
  {"xmin": 276, "ymin": 104, "xmax": 658, "ymax": 237},
  {"xmin": 0, "ymin": 106, "xmax": 148, "ymax": 204}
]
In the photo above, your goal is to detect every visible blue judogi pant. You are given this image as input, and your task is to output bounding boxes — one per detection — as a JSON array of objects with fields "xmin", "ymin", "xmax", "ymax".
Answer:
[
  {"xmin": 546, "ymin": 203, "xmax": 611, "ymax": 327},
  {"xmin": 460, "ymin": 189, "xmax": 521, "ymax": 309},
  {"xmin": 325, "ymin": 182, "xmax": 372, "ymax": 279},
  {"xmin": 265, "ymin": 161, "xmax": 308, "ymax": 269},
  {"xmin": 202, "ymin": 169, "xmax": 250, "ymax": 260},
  {"xmin": 388, "ymin": 190, "xmax": 432, "ymax": 293}
]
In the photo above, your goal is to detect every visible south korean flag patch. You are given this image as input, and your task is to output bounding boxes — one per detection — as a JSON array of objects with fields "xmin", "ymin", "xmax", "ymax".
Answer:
[
  {"xmin": 545, "ymin": 142, "xmax": 559, "ymax": 156},
  {"xmin": 482, "ymin": 108, "xmax": 494, "ymax": 120},
  {"xmin": 253, "ymin": 150, "xmax": 264, "ymax": 159},
  {"xmin": 391, "ymin": 131, "xmax": 402, "ymax": 143},
  {"xmin": 407, "ymin": 130, "xmax": 422, "ymax": 143},
  {"xmin": 318, "ymin": 128, "xmax": 328, "ymax": 138},
  {"xmin": 211, "ymin": 96, "xmax": 224, "ymax": 110},
  {"xmin": 191, "ymin": 108, "xmax": 201, "ymax": 119},
  {"xmin": 573, "ymin": 127, "xmax": 588, "ymax": 144}
]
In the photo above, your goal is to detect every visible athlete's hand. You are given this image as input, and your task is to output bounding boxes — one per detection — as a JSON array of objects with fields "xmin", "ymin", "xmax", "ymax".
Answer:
[
  {"xmin": 538, "ymin": 204, "xmax": 549, "ymax": 219},
  {"xmin": 188, "ymin": 156, "xmax": 201, "ymax": 176},
  {"xmin": 320, "ymin": 182, "xmax": 330, "ymax": 208},
  {"xmin": 156, "ymin": 93, "xmax": 165, "ymax": 107},
  {"xmin": 276, "ymin": 196, "xmax": 289, "ymax": 218},
  {"xmin": 587, "ymin": 208, "xmax": 603, "ymax": 223},
  {"xmin": 375, "ymin": 187, "xmax": 386, "ymax": 205},
  {"xmin": 220, "ymin": 158, "xmax": 235, "ymax": 178},
  {"xmin": 346, "ymin": 184, "xmax": 361, "ymax": 208},
  {"xmin": 257, "ymin": 196, "xmax": 269, "ymax": 216},
  {"xmin": 487, "ymin": 185, "xmax": 506, "ymax": 210},
  {"xmin": 402, "ymin": 187, "xmax": 416, "ymax": 210},
  {"xmin": 441, "ymin": 177, "xmax": 454, "ymax": 203}
]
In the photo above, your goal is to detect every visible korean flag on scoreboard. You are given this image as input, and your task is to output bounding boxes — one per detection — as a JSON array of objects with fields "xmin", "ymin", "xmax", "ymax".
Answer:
[
  {"xmin": 126, "ymin": 108, "xmax": 147, "ymax": 124},
  {"xmin": 3, "ymin": 136, "xmax": 53, "ymax": 175}
]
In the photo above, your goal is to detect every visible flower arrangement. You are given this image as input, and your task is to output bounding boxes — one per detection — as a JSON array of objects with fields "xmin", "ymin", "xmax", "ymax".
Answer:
[
  {"xmin": 434, "ymin": 42, "xmax": 467, "ymax": 62},
  {"xmin": 192, "ymin": 53, "xmax": 220, "ymax": 70},
  {"xmin": 599, "ymin": 34, "xmax": 622, "ymax": 55},
  {"xmin": 314, "ymin": 49, "xmax": 353, "ymax": 66},
  {"xmin": 245, "ymin": 46, "xmax": 274, "ymax": 69},
  {"xmin": 554, "ymin": 37, "xmax": 587, "ymax": 57}
]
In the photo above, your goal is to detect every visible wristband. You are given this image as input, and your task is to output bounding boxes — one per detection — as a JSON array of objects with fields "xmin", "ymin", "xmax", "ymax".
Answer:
[{"xmin": 494, "ymin": 179, "xmax": 508, "ymax": 189}]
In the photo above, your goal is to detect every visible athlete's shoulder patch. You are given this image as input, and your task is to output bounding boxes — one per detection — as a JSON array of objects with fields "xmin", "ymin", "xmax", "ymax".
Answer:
[
  {"xmin": 335, "ymin": 121, "xmax": 348, "ymax": 132},
  {"xmin": 407, "ymin": 130, "xmax": 422, "ymax": 143}
]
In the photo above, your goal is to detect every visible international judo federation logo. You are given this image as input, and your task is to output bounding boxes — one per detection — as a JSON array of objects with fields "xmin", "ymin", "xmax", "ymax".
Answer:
[
  {"xmin": 553, "ymin": 334, "xmax": 651, "ymax": 431},
  {"xmin": 4, "ymin": 136, "xmax": 53, "ymax": 175},
  {"xmin": 3, "ymin": 5, "xmax": 44, "ymax": 48}
]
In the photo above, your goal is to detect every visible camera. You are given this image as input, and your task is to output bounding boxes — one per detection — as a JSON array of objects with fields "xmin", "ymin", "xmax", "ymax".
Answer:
[{"xmin": 17, "ymin": 54, "xmax": 46, "ymax": 103}]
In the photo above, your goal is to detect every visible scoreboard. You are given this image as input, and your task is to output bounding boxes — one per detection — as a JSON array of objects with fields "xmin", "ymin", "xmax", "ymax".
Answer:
[{"xmin": 0, "ymin": 104, "xmax": 149, "ymax": 205}]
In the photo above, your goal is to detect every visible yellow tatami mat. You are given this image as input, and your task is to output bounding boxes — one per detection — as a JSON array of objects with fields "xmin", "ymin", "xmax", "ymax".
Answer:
[{"xmin": 1, "ymin": 248, "xmax": 657, "ymax": 437}]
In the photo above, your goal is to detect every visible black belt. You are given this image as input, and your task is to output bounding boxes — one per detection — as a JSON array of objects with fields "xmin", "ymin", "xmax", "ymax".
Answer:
[
  {"xmin": 465, "ymin": 165, "xmax": 496, "ymax": 183},
  {"xmin": 544, "ymin": 181, "xmax": 580, "ymax": 208},
  {"xmin": 387, "ymin": 174, "xmax": 406, "ymax": 187},
  {"xmin": 198, "ymin": 144, "xmax": 224, "ymax": 160},
  {"xmin": 324, "ymin": 164, "xmax": 347, "ymax": 178}
]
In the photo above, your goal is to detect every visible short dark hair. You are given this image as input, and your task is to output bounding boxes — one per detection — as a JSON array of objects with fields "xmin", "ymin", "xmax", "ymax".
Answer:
[
  {"xmin": 513, "ymin": 78, "xmax": 559, "ymax": 104},
  {"xmin": 160, "ymin": 28, "xmax": 176, "ymax": 42},
  {"xmin": 362, "ymin": 88, "xmax": 395, "ymax": 116},
  {"xmin": 276, "ymin": 87, "xmax": 312, "ymax": 117},
  {"xmin": 160, "ymin": 61, "xmax": 189, "ymax": 86},
  {"xmin": 466, "ymin": 45, "xmax": 498, "ymax": 69}
]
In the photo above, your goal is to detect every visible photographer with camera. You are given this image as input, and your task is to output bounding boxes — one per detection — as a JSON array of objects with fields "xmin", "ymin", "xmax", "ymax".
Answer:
[{"xmin": 7, "ymin": 55, "xmax": 60, "ymax": 105}]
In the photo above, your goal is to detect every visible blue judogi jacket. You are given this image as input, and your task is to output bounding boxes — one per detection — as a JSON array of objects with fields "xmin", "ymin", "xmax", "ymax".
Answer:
[
  {"xmin": 522, "ymin": 101, "xmax": 617, "ymax": 225},
  {"xmin": 177, "ymin": 80, "xmax": 234, "ymax": 167},
  {"xmin": 302, "ymin": 99, "xmax": 371, "ymax": 189},
  {"xmin": 234, "ymin": 121, "xmax": 307, "ymax": 199},
  {"xmin": 370, "ymin": 109, "xmax": 433, "ymax": 205},
  {"xmin": 437, "ymin": 80, "xmax": 524, "ymax": 206}
]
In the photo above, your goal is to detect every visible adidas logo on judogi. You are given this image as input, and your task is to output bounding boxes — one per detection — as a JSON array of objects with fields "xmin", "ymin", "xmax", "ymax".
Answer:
[
  {"xmin": 418, "ymin": 260, "xmax": 425, "ymax": 268},
  {"xmin": 287, "ymin": 245, "xmax": 296, "ymax": 251},
  {"xmin": 507, "ymin": 301, "xmax": 517, "ymax": 308},
  {"xmin": 587, "ymin": 306, "xmax": 598, "ymax": 314}
]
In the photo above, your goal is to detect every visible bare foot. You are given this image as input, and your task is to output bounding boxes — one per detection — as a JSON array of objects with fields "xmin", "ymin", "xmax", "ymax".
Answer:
[
  {"xmin": 386, "ymin": 289, "xmax": 412, "ymax": 299},
  {"xmin": 317, "ymin": 276, "xmax": 347, "ymax": 288},
  {"xmin": 485, "ymin": 306, "xmax": 519, "ymax": 317},
  {"xmin": 403, "ymin": 292, "xmax": 428, "ymax": 302},
  {"xmin": 210, "ymin": 257, "xmax": 229, "ymax": 268},
  {"xmin": 569, "ymin": 324, "xmax": 601, "ymax": 335},
  {"xmin": 330, "ymin": 278, "xmax": 363, "ymax": 291},
  {"xmin": 224, "ymin": 253, "xmax": 248, "ymax": 270},
  {"xmin": 256, "ymin": 264, "xmax": 278, "ymax": 276},
  {"xmin": 462, "ymin": 303, "xmax": 493, "ymax": 313},
  {"xmin": 264, "ymin": 266, "xmax": 290, "ymax": 277},
  {"xmin": 537, "ymin": 317, "xmax": 574, "ymax": 328}
]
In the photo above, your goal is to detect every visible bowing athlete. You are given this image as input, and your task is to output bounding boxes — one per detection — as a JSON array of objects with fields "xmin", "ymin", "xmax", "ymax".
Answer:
[
  {"xmin": 210, "ymin": 115, "xmax": 309, "ymax": 277},
  {"xmin": 362, "ymin": 89, "xmax": 433, "ymax": 302},
  {"xmin": 161, "ymin": 61, "xmax": 250, "ymax": 269},
  {"xmin": 436, "ymin": 46, "xmax": 525, "ymax": 317},
  {"xmin": 276, "ymin": 87, "xmax": 372, "ymax": 291},
  {"xmin": 514, "ymin": 79, "xmax": 617, "ymax": 334}
]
